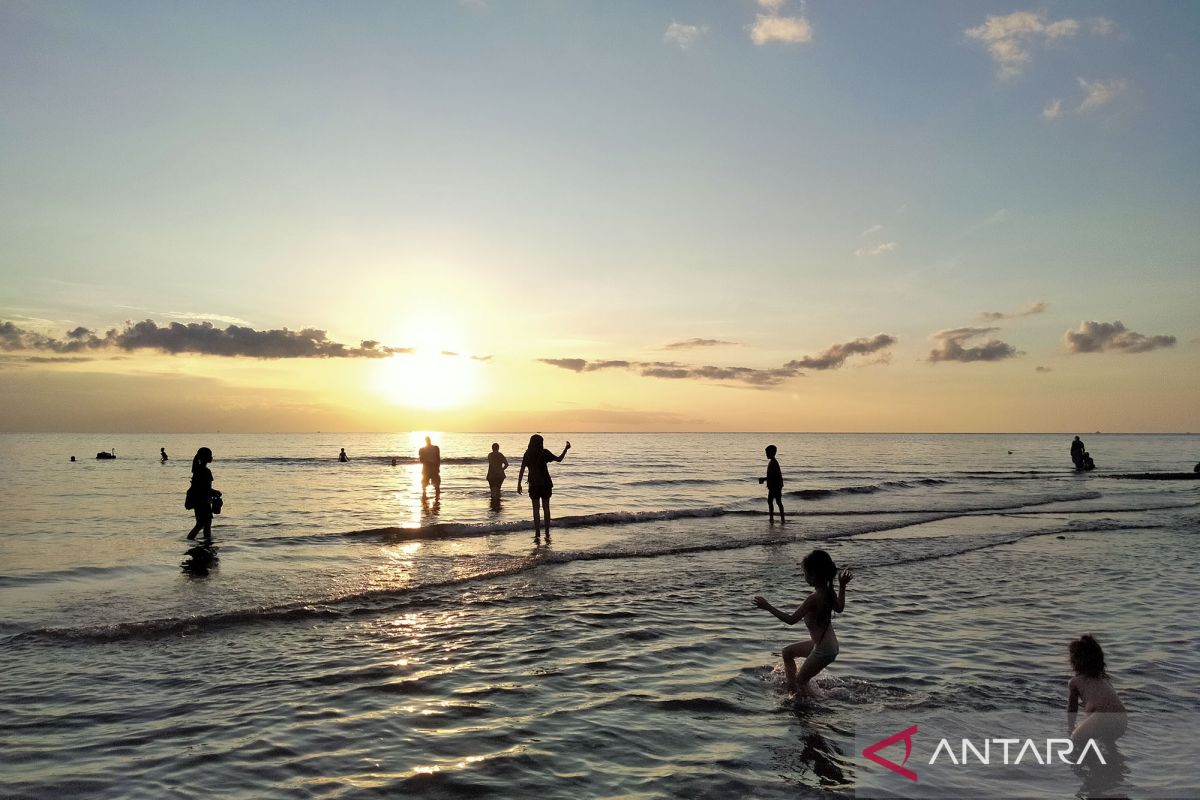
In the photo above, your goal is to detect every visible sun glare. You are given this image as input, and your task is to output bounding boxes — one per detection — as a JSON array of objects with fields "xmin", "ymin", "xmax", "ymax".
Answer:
[{"xmin": 372, "ymin": 317, "xmax": 482, "ymax": 410}]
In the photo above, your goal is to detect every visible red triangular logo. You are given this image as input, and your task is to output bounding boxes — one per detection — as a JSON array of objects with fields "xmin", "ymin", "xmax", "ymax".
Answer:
[{"xmin": 863, "ymin": 724, "xmax": 919, "ymax": 782}]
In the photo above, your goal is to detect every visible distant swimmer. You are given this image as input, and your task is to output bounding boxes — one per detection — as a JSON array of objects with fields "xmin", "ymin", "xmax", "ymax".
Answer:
[
  {"xmin": 517, "ymin": 434, "xmax": 570, "ymax": 542},
  {"xmin": 1071, "ymin": 436, "xmax": 1085, "ymax": 470},
  {"xmin": 1082, "ymin": 451, "xmax": 1096, "ymax": 471},
  {"xmin": 391, "ymin": 457, "xmax": 398, "ymax": 467},
  {"xmin": 1067, "ymin": 635, "xmax": 1126, "ymax": 744},
  {"xmin": 161, "ymin": 447, "xmax": 169, "ymax": 463},
  {"xmin": 419, "ymin": 436, "xmax": 441, "ymax": 498},
  {"xmin": 487, "ymin": 443, "xmax": 509, "ymax": 498},
  {"xmin": 339, "ymin": 448, "xmax": 349, "ymax": 463},
  {"xmin": 185, "ymin": 447, "xmax": 221, "ymax": 542},
  {"xmin": 70, "ymin": 456, "xmax": 76, "ymax": 462},
  {"xmin": 753, "ymin": 549, "xmax": 853, "ymax": 694},
  {"xmin": 759, "ymin": 444, "xmax": 785, "ymax": 524}
]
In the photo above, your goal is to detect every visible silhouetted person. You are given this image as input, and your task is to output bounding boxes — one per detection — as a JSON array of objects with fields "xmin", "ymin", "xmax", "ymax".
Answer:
[
  {"xmin": 1071, "ymin": 436, "xmax": 1085, "ymax": 470},
  {"xmin": 70, "ymin": 456, "xmax": 76, "ymax": 462},
  {"xmin": 759, "ymin": 444, "xmax": 786, "ymax": 523},
  {"xmin": 391, "ymin": 457, "xmax": 398, "ymax": 467},
  {"xmin": 1194, "ymin": 461, "xmax": 1199, "ymax": 473},
  {"xmin": 160, "ymin": 447, "xmax": 168, "ymax": 463},
  {"xmin": 419, "ymin": 436, "xmax": 441, "ymax": 498},
  {"xmin": 1082, "ymin": 451, "xmax": 1096, "ymax": 471},
  {"xmin": 487, "ymin": 443, "xmax": 509, "ymax": 498},
  {"xmin": 186, "ymin": 447, "xmax": 220, "ymax": 541},
  {"xmin": 339, "ymin": 447, "xmax": 349, "ymax": 463},
  {"xmin": 517, "ymin": 434, "xmax": 570, "ymax": 541}
]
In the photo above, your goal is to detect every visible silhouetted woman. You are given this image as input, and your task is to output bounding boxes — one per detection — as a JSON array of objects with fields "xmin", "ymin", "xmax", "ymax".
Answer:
[
  {"xmin": 186, "ymin": 447, "xmax": 220, "ymax": 541},
  {"xmin": 517, "ymin": 434, "xmax": 570, "ymax": 541},
  {"xmin": 487, "ymin": 442, "xmax": 509, "ymax": 498}
]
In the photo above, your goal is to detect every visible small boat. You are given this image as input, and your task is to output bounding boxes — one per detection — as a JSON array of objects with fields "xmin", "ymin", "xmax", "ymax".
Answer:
[{"xmin": 96, "ymin": 449, "xmax": 116, "ymax": 460}]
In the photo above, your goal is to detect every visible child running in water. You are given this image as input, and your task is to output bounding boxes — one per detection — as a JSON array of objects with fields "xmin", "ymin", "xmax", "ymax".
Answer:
[
  {"xmin": 754, "ymin": 549, "xmax": 852, "ymax": 693},
  {"xmin": 1067, "ymin": 634, "xmax": 1127, "ymax": 744}
]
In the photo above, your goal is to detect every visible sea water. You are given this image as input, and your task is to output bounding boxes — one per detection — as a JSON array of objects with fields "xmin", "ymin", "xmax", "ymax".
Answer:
[{"xmin": 1, "ymin": 433, "xmax": 1198, "ymax": 798}]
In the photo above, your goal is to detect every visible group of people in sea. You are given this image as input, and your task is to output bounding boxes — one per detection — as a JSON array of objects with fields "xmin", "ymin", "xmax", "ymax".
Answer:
[
  {"xmin": 172, "ymin": 435, "xmax": 1130, "ymax": 748},
  {"xmin": 1070, "ymin": 435, "xmax": 1096, "ymax": 471}
]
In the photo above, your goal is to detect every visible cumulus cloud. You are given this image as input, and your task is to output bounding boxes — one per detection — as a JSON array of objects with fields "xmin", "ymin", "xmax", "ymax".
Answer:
[
  {"xmin": 749, "ymin": 14, "xmax": 812, "ymax": 45},
  {"xmin": 756, "ymin": 0, "xmax": 787, "ymax": 11},
  {"xmin": 965, "ymin": 11, "xmax": 1081, "ymax": 78},
  {"xmin": 1043, "ymin": 98, "xmax": 1063, "ymax": 120},
  {"xmin": 928, "ymin": 327, "xmax": 1022, "ymax": 363},
  {"xmin": 855, "ymin": 241, "xmax": 897, "ymax": 257},
  {"xmin": 1078, "ymin": 78, "xmax": 1128, "ymax": 111},
  {"xmin": 0, "ymin": 319, "xmax": 414, "ymax": 359},
  {"xmin": 538, "ymin": 357, "xmax": 800, "ymax": 387},
  {"xmin": 979, "ymin": 301, "xmax": 1048, "ymax": 322},
  {"xmin": 1063, "ymin": 320, "xmax": 1176, "ymax": 354},
  {"xmin": 784, "ymin": 334, "xmax": 898, "ymax": 370},
  {"xmin": 663, "ymin": 338, "xmax": 738, "ymax": 350},
  {"xmin": 663, "ymin": 21, "xmax": 707, "ymax": 50}
]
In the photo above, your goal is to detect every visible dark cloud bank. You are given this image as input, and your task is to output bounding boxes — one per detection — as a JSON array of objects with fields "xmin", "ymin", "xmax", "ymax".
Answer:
[
  {"xmin": 539, "ymin": 334, "xmax": 897, "ymax": 387},
  {"xmin": 0, "ymin": 320, "xmax": 413, "ymax": 359}
]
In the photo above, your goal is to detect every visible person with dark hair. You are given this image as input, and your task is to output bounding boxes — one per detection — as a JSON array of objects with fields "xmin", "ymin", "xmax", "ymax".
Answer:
[
  {"xmin": 486, "ymin": 442, "xmax": 509, "ymax": 499},
  {"xmin": 1067, "ymin": 634, "xmax": 1127, "ymax": 743},
  {"xmin": 1082, "ymin": 451, "xmax": 1096, "ymax": 471},
  {"xmin": 185, "ymin": 447, "xmax": 221, "ymax": 541},
  {"xmin": 1070, "ymin": 436, "xmax": 1085, "ymax": 470},
  {"xmin": 758, "ymin": 444, "xmax": 785, "ymax": 523},
  {"xmin": 338, "ymin": 447, "xmax": 349, "ymax": 463},
  {"xmin": 160, "ymin": 447, "xmax": 169, "ymax": 463},
  {"xmin": 517, "ymin": 434, "xmax": 570, "ymax": 541},
  {"xmin": 753, "ymin": 549, "xmax": 853, "ymax": 693},
  {"xmin": 419, "ymin": 436, "xmax": 441, "ymax": 498}
]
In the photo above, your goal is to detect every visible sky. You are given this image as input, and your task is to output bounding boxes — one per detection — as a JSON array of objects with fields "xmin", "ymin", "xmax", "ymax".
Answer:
[{"xmin": 1, "ymin": 0, "xmax": 1197, "ymax": 432}]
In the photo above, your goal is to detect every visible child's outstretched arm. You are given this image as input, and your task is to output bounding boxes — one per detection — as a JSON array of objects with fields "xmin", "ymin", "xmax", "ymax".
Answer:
[
  {"xmin": 753, "ymin": 594, "xmax": 811, "ymax": 625},
  {"xmin": 552, "ymin": 441, "xmax": 571, "ymax": 462},
  {"xmin": 834, "ymin": 569, "xmax": 854, "ymax": 612}
]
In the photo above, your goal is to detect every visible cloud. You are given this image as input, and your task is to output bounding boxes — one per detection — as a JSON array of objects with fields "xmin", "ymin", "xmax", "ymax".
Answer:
[
  {"xmin": 784, "ymin": 334, "xmax": 898, "ymax": 370},
  {"xmin": 664, "ymin": 21, "xmax": 707, "ymax": 50},
  {"xmin": 538, "ymin": 357, "xmax": 800, "ymax": 387},
  {"xmin": 1088, "ymin": 17, "xmax": 1116, "ymax": 37},
  {"xmin": 928, "ymin": 327, "xmax": 1022, "ymax": 363},
  {"xmin": 663, "ymin": 338, "xmax": 738, "ymax": 350},
  {"xmin": 978, "ymin": 301, "xmax": 1048, "ymax": 322},
  {"xmin": 749, "ymin": 14, "xmax": 812, "ymax": 45},
  {"xmin": 1035, "ymin": 366, "xmax": 1052, "ymax": 373},
  {"xmin": 0, "ymin": 319, "xmax": 414, "ymax": 359},
  {"xmin": 854, "ymin": 241, "xmax": 897, "ymax": 257},
  {"xmin": 861, "ymin": 224, "xmax": 884, "ymax": 237},
  {"xmin": 756, "ymin": 0, "xmax": 787, "ymax": 11},
  {"xmin": 1042, "ymin": 98, "xmax": 1063, "ymax": 120},
  {"xmin": 965, "ymin": 11, "xmax": 1081, "ymax": 78},
  {"xmin": 1063, "ymin": 320, "xmax": 1176, "ymax": 354},
  {"xmin": 1077, "ymin": 78, "xmax": 1127, "ymax": 111}
]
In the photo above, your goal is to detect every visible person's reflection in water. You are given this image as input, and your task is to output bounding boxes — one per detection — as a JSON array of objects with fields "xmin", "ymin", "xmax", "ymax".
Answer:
[
  {"xmin": 775, "ymin": 702, "xmax": 851, "ymax": 790},
  {"xmin": 420, "ymin": 493, "xmax": 440, "ymax": 521},
  {"xmin": 1073, "ymin": 738, "xmax": 1130, "ymax": 799}
]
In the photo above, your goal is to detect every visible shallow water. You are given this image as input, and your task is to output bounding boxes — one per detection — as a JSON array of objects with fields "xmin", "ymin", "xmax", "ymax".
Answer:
[{"xmin": 1, "ymin": 433, "xmax": 1198, "ymax": 798}]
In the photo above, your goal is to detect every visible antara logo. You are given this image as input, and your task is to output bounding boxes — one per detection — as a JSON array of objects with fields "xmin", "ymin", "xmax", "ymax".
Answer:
[
  {"xmin": 863, "ymin": 724, "xmax": 919, "ymax": 781},
  {"xmin": 862, "ymin": 725, "xmax": 1107, "ymax": 782}
]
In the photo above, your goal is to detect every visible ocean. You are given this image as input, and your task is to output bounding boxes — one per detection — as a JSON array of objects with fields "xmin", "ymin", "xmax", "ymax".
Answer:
[{"xmin": 1, "ymin": 432, "xmax": 1198, "ymax": 799}]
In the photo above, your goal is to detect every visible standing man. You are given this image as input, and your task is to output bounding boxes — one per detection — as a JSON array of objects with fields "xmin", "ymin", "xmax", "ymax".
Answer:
[
  {"xmin": 1070, "ymin": 436, "xmax": 1085, "ymax": 470},
  {"xmin": 419, "ymin": 436, "xmax": 442, "ymax": 498}
]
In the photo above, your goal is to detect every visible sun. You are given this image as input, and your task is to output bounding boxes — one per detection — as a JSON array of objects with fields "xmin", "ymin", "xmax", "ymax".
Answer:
[{"xmin": 371, "ymin": 317, "xmax": 483, "ymax": 410}]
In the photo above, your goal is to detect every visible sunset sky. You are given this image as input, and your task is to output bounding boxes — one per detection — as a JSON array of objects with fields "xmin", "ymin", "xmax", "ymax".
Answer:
[{"xmin": 1, "ymin": 1, "xmax": 1197, "ymax": 432}]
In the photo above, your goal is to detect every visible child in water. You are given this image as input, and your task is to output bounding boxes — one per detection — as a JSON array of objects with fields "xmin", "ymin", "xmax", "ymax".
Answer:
[
  {"xmin": 759, "ymin": 444, "xmax": 785, "ymax": 523},
  {"xmin": 754, "ymin": 549, "xmax": 853, "ymax": 693},
  {"xmin": 1067, "ymin": 634, "xmax": 1127, "ymax": 743}
]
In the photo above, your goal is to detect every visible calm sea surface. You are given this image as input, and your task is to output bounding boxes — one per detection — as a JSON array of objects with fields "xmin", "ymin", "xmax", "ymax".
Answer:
[{"xmin": 2, "ymin": 432, "xmax": 1198, "ymax": 798}]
